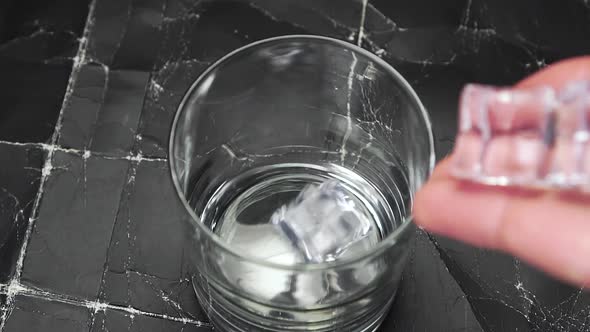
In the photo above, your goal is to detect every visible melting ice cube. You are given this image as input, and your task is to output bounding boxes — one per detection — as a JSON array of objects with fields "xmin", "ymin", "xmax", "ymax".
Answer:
[{"xmin": 270, "ymin": 180, "xmax": 373, "ymax": 263}]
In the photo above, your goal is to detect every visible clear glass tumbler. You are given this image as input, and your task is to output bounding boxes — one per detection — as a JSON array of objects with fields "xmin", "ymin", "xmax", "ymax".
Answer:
[{"xmin": 169, "ymin": 35, "xmax": 435, "ymax": 332}]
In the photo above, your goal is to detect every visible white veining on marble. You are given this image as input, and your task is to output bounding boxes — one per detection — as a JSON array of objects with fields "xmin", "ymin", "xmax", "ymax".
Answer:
[
  {"xmin": 10, "ymin": 282, "xmax": 211, "ymax": 327},
  {"xmin": 357, "ymin": 0, "xmax": 368, "ymax": 46},
  {"xmin": 0, "ymin": 1, "xmax": 98, "ymax": 329}
]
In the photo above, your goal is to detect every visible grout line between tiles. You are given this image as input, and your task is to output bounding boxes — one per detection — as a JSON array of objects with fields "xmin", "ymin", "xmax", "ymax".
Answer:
[
  {"xmin": 11, "ymin": 282, "xmax": 211, "ymax": 328},
  {"xmin": 90, "ymin": 160, "xmax": 138, "ymax": 331},
  {"xmin": 0, "ymin": 141, "xmax": 43, "ymax": 149},
  {"xmin": 0, "ymin": 141, "xmax": 167, "ymax": 163},
  {"xmin": 357, "ymin": 0, "xmax": 368, "ymax": 46},
  {"xmin": 0, "ymin": 0, "xmax": 98, "ymax": 329}
]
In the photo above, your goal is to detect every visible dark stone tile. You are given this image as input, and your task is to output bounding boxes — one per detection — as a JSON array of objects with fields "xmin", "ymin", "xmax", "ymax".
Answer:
[
  {"xmin": 59, "ymin": 63, "xmax": 149, "ymax": 156},
  {"xmin": 432, "ymin": 236, "xmax": 590, "ymax": 332},
  {"xmin": 0, "ymin": 0, "xmax": 89, "ymax": 42},
  {"xmin": 90, "ymin": 310, "xmax": 130, "ymax": 332},
  {"xmin": 20, "ymin": 151, "xmax": 129, "ymax": 298},
  {"xmin": 431, "ymin": 238, "xmax": 532, "ymax": 332},
  {"xmin": 109, "ymin": 0, "xmax": 166, "ymax": 71},
  {"xmin": 526, "ymin": 282, "xmax": 590, "ymax": 332},
  {"xmin": 135, "ymin": 60, "xmax": 209, "ymax": 158},
  {"xmin": 367, "ymin": 0, "xmax": 469, "ymax": 28},
  {"xmin": 379, "ymin": 230, "xmax": 483, "ymax": 331},
  {"xmin": 99, "ymin": 160, "xmax": 205, "ymax": 320},
  {"xmin": 129, "ymin": 315, "xmax": 211, "ymax": 332},
  {"xmin": 362, "ymin": 20, "xmax": 538, "ymax": 85},
  {"xmin": 90, "ymin": 70, "xmax": 149, "ymax": 155},
  {"xmin": 59, "ymin": 64, "xmax": 150, "ymax": 156},
  {"xmin": 2, "ymin": 295, "xmax": 90, "ymax": 332},
  {"xmin": 0, "ymin": 0, "xmax": 91, "ymax": 63},
  {"xmin": 0, "ymin": 30, "xmax": 79, "ymax": 64},
  {"xmin": 367, "ymin": 0, "xmax": 590, "ymax": 64},
  {"xmin": 0, "ymin": 143, "xmax": 45, "ymax": 283},
  {"xmin": 162, "ymin": 0, "xmax": 271, "ymax": 61},
  {"xmin": 137, "ymin": 0, "xmax": 364, "ymax": 158},
  {"xmin": 100, "ymin": 269, "xmax": 204, "ymax": 321},
  {"xmin": 86, "ymin": 0, "xmax": 166, "ymax": 71},
  {"xmin": 0, "ymin": 61, "xmax": 72, "ymax": 143},
  {"xmin": 162, "ymin": 0, "xmax": 362, "ymax": 50},
  {"xmin": 468, "ymin": 0, "xmax": 590, "ymax": 58},
  {"xmin": 84, "ymin": 0, "xmax": 130, "ymax": 66},
  {"xmin": 365, "ymin": 0, "xmax": 590, "ymax": 80},
  {"xmin": 58, "ymin": 64, "xmax": 109, "ymax": 151},
  {"xmin": 90, "ymin": 308, "xmax": 212, "ymax": 332}
]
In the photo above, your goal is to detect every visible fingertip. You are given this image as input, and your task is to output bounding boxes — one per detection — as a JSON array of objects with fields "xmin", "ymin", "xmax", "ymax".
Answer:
[
  {"xmin": 413, "ymin": 184, "xmax": 434, "ymax": 229},
  {"xmin": 413, "ymin": 176, "xmax": 452, "ymax": 229},
  {"xmin": 413, "ymin": 180, "xmax": 469, "ymax": 239},
  {"xmin": 429, "ymin": 157, "xmax": 453, "ymax": 181},
  {"xmin": 414, "ymin": 179, "xmax": 513, "ymax": 248}
]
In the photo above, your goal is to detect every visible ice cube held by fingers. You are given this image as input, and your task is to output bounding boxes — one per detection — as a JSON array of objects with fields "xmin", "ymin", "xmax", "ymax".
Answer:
[{"xmin": 452, "ymin": 81, "xmax": 590, "ymax": 191}]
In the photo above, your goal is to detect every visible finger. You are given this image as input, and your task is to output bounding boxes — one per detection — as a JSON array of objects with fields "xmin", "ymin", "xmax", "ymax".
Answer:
[
  {"xmin": 429, "ymin": 157, "xmax": 453, "ymax": 181},
  {"xmin": 414, "ymin": 179, "xmax": 538, "ymax": 248},
  {"xmin": 414, "ymin": 179, "xmax": 590, "ymax": 286}
]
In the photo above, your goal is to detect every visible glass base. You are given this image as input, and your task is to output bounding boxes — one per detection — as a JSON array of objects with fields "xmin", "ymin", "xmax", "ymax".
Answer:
[{"xmin": 193, "ymin": 275, "xmax": 395, "ymax": 332}]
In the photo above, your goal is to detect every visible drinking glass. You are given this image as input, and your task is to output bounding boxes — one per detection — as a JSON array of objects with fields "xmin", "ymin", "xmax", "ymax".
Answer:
[{"xmin": 169, "ymin": 35, "xmax": 435, "ymax": 332}]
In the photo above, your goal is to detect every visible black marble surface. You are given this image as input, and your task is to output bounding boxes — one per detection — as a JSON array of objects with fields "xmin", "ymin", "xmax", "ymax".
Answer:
[{"xmin": 0, "ymin": 0, "xmax": 589, "ymax": 331}]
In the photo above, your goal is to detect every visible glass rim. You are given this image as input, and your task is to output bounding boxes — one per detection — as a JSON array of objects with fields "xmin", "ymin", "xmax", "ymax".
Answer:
[{"xmin": 169, "ymin": 34, "xmax": 436, "ymax": 272}]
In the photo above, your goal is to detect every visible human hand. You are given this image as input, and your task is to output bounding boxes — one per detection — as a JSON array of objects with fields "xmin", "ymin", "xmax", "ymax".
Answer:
[{"xmin": 414, "ymin": 56, "xmax": 590, "ymax": 287}]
